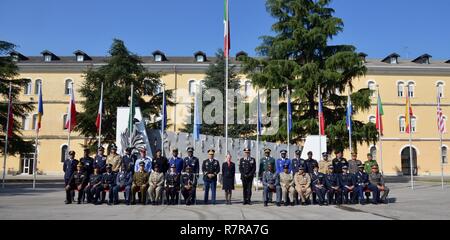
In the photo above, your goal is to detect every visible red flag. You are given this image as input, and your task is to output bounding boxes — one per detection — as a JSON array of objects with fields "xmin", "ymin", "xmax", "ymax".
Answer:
[
  {"xmin": 318, "ymin": 93, "xmax": 325, "ymax": 135},
  {"xmin": 65, "ymin": 84, "xmax": 76, "ymax": 132},
  {"xmin": 7, "ymin": 92, "xmax": 13, "ymax": 138},
  {"xmin": 224, "ymin": 0, "xmax": 230, "ymax": 57},
  {"xmin": 95, "ymin": 93, "xmax": 103, "ymax": 131}
]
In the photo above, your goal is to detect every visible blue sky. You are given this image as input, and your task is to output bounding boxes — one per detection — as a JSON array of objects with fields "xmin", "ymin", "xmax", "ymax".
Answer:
[{"xmin": 1, "ymin": 0, "xmax": 450, "ymax": 59}]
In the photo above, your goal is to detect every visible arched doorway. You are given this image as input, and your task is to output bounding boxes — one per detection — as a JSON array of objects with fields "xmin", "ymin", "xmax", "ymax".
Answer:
[{"xmin": 401, "ymin": 147, "xmax": 418, "ymax": 176}]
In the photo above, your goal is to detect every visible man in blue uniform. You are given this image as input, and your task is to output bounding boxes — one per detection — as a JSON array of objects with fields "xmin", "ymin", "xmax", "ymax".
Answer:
[
  {"xmin": 80, "ymin": 148, "xmax": 94, "ymax": 176},
  {"xmin": 65, "ymin": 162, "xmax": 88, "ymax": 204},
  {"xmin": 122, "ymin": 147, "xmax": 136, "ymax": 173},
  {"xmin": 181, "ymin": 165, "xmax": 197, "ymax": 205},
  {"xmin": 85, "ymin": 167, "xmax": 102, "ymax": 204},
  {"xmin": 340, "ymin": 165, "xmax": 356, "ymax": 204},
  {"xmin": 112, "ymin": 164, "xmax": 132, "ymax": 205},
  {"xmin": 304, "ymin": 151, "xmax": 319, "ymax": 174},
  {"xmin": 311, "ymin": 164, "xmax": 327, "ymax": 206},
  {"xmin": 276, "ymin": 150, "xmax": 291, "ymax": 174},
  {"xmin": 355, "ymin": 164, "xmax": 379, "ymax": 205},
  {"xmin": 325, "ymin": 165, "xmax": 341, "ymax": 205},
  {"xmin": 202, "ymin": 149, "xmax": 220, "ymax": 205},
  {"xmin": 183, "ymin": 147, "xmax": 199, "ymax": 203},
  {"xmin": 134, "ymin": 148, "xmax": 152, "ymax": 173},
  {"xmin": 262, "ymin": 164, "xmax": 281, "ymax": 207},
  {"xmin": 332, "ymin": 150, "xmax": 348, "ymax": 174},
  {"xmin": 63, "ymin": 150, "xmax": 78, "ymax": 203},
  {"xmin": 94, "ymin": 146, "xmax": 107, "ymax": 173},
  {"xmin": 97, "ymin": 164, "xmax": 116, "ymax": 205},
  {"xmin": 169, "ymin": 148, "xmax": 184, "ymax": 174},
  {"xmin": 291, "ymin": 149, "xmax": 305, "ymax": 174},
  {"xmin": 165, "ymin": 164, "xmax": 181, "ymax": 205},
  {"xmin": 239, "ymin": 148, "xmax": 257, "ymax": 205}
]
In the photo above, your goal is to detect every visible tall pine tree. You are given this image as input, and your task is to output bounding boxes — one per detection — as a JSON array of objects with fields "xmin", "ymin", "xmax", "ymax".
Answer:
[
  {"xmin": 0, "ymin": 40, "xmax": 35, "ymax": 155},
  {"xmin": 77, "ymin": 39, "xmax": 165, "ymax": 148},
  {"xmin": 242, "ymin": 0, "xmax": 378, "ymax": 151}
]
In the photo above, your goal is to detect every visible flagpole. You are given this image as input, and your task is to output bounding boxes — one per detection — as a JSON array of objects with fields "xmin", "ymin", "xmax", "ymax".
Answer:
[
  {"xmin": 377, "ymin": 85, "xmax": 384, "ymax": 174},
  {"xmin": 438, "ymin": 88, "xmax": 444, "ymax": 189},
  {"xmin": 440, "ymin": 123, "xmax": 444, "ymax": 190},
  {"xmin": 2, "ymin": 83, "xmax": 12, "ymax": 188},
  {"xmin": 318, "ymin": 85, "xmax": 322, "ymax": 159},
  {"xmin": 407, "ymin": 87, "xmax": 414, "ymax": 189},
  {"xmin": 161, "ymin": 83, "xmax": 165, "ymax": 157},
  {"xmin": 224, "ymin": 0, "xmax": 229, "ymax": 156},
  {"xmin": 287, "ymin": 86, "xmax": 290, "ymax": 159},
  {"xmin": 98, "ymin": 82, "xmax": 103, "ymax": 149},
  {"xmin": 67, "ymin": 82, "xmax": 73, "ymax": 152},
  {"xmin": 32, "ymin": 82, "xmax": 42, "ymax": 189},
  {"xmin": 348, "ymin": 92, "xmax": 353, "ymax": 154},
  {"xmin": 256, "ymin": 89, "xmax": 260, "ymax": 192}
]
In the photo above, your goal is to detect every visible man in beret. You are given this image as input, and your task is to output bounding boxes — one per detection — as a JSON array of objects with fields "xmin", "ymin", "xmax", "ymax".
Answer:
[
  {"xmin": 239, "ymin": 148, "xmax": 256, "ymax": 205},
  {"xmin": 131, "ymin": 161, "xmax": 150, "ymax": 205},
  {"xmin": 202, "ymin": 149, "xmax": 220, "ymax": 205},
  {"xmin": 94, "ymin": 146, "xmax": 107, "ymax": 173},
  {"xmin": 364, "ymin": 153, "xmax": 378, "ymax": 175}
]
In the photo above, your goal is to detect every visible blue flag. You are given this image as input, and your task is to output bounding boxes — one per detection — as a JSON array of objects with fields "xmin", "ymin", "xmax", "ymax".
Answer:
[
  {"xmin": 287, "ymin": 92, "xmax": 292, "ymax": 133},
  {"xmin": 193, "ymin": 89, "xmax": 201, "ymax": 141},
  {"xmin": 346, "ymin": 95, "xmax": 352, "ymax": 135},
  {"xmin": 257, "ymin": 91, "xmax": 262, "ymax": 136}
]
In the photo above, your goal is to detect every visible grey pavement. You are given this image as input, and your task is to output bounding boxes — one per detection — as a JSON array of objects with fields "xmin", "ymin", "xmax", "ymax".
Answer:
[{"xmin": 0, "ymin": 182, "xmax": 449, "ymax": 220}]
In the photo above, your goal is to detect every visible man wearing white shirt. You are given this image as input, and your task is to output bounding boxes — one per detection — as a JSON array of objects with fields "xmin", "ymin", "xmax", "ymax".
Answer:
[{"xmin": 134, "ymin": 148, "xmax": 152, "ymax": 173}]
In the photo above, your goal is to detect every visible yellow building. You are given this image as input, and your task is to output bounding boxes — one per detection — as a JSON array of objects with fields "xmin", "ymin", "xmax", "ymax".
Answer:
[{"xmin": 1, "ymin": 50, "xmax": 450, "ymax": 176}]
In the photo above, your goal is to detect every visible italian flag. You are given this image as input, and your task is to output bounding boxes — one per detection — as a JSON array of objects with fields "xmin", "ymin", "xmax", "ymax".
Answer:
[
  {"xmin": 224, "ymin": 0, "xmax": 230, "ymax": 57},
  {"xmin": 95, "ymin": 88, "xmax": 103, "ymax": 132},
  {"xmin": 376, "ymin": 93, "xmax": 384, "ymax": 135},
  {"xmin": 65, "ymin": 83, "xmax": 77, "ymax": 132}
]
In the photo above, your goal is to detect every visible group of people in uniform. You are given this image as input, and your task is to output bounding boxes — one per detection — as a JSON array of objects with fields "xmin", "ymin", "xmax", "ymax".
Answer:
[{"xmin": 63, "ymin": 144, "xmax": 390, "ymax": 206}]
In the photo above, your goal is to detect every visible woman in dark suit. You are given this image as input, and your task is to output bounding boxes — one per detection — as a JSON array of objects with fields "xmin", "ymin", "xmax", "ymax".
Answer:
[{"xmin": 222, "ymin": 153, "xmax": 235, "ymax": 205}]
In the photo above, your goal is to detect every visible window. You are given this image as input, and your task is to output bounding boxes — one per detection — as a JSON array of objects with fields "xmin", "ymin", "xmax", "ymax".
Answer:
[
  {"xmin": 390, "ymin": 57, "xmax": 398, "ymax": 64},
  {"xmin": 399, "ymin": 117, "xmax": 406, "ymax": 132},
  {"xmin": 61, "ymin": 145, "xmax": 68, "ymax": 162},
  {"xmin": 76, "ymin": 55, "xmax": 84, "ymax": 62},
  {"xmin": 44, "ymin": 55, "xmax": 52, "ymax": 62},
  {"xmin": 196, "ymin": 55, "xmax": 205, "ymax": 62},
  {"xmin": 22, "ymin": 114, "xmax": 31, "ymax": 130},
  {"xmin": 34, "ymin": 79, "xmax": 42, "ymax": 95},
  {"xmin": 154, "ymin": 54, "xmax": 162, "ymax": 62},
  {"xmin": 32, "ymin": 114, "xmax": 38, "ymax": 130},
  {"xmin": 12, "ymin": 55, "xmax": 19, "ymax": 62},
  {"xmin": 368, "ymin": 81, "xmax": 376, "ymax": 97},
  {"xmin": 369, "ymin": 116, "xmax": 376, "ymax": 124},
  {"xmin": 408, "ymin": 82, "xmax": 415, "ymax": 97},
  {"xmin": 63, "ymin": 114, "xmax": 68, "ymax": 130},
  {"xmin": 411, "ymin": 116, "xmax": 417, "ymax": 133},
  {"xmin": 24, "ymin": 81, "xmax": 32, "ymax": 95},
  {"xmin": 397, "ymin": 82, "xmax": 404, "ymax": 97},
  {"xmin": 144, "ymin": 80, "xmax": 152, "ymax": 96},
  {"xmin": 64, "ymin": 79, "xmax": 73, "ymax": 95},
  {"xmin": 442, "ymin": 146, "xmax": 448, "ymax": 164},
  {"xmin": 437, "ymin": 82, "xmax": 444, "ymax": 98},
  {"xmin": 443, "ymin": 116, "xmax": 447, "ymax": 133},
  {"xmin": 188, "ymin": 80, "xmax": 196, "ymax": 96},
  {"xmin": 244, "ymin": 81, "xmax": 252, "ymax": 97},
  {"xmin": 370, "ymin": 146, "xmax": 377, "ymax": 161}
]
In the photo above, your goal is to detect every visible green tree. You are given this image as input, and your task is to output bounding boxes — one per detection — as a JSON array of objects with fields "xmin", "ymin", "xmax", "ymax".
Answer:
[
  {"xmin": 77, "ymin": 39, "xmax": 166, "ymax": 148},
  {"xmin": 0, "ymin": 40, "xmax": 35, "ymax": 155},
  {"xmin": 242, "ymin": 0, "xmax": 378, "ymax": 152},
  {"xmin": 183, "ymin": 50, "xmax": 255, "ymax": 138}
]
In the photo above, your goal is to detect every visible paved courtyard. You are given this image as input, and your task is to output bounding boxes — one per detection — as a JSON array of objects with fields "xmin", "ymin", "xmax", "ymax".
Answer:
[{"xmin": 0, "ymin": 182, "xmax": 449, "ymax": 220}]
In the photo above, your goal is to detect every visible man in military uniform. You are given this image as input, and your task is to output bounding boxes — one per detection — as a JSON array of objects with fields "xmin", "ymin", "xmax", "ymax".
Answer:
[
  {"xmin": 152, "ymin": 149, "xmax": 169, "ymax": 175},
  {"xmin": 304, "ymin": 151, "xmax": 319, "ymax": 174},
  {"xmin": 311, "ymin": 164, "xmax": 327, "ymax": 206},
  {"xmin": 94, "ymin": 146, "xmax": 107, "ymax": 173},
  {"xmin": 276, "ymin": 150, "xmax": 291, "ymax": 174},
  {"xmin": 97, "ymin": 164, "xmax": 116, "ymax": 205},
  {"xmin": 332, "ymin": 150, "xmax": 348, "ymax": 174},
  {"xmin": 181, "ymin": 165, "xmax": 197, "ymax": 205},
  {"xmin": 318, "ymin": 152, "xmax": 331, "ymax": 174},
  {"xmin": 279, "ymin": 164, "xmax": 294, "ymax": 206},
  {"xmin": 347, "ymin": 152, "xmax": 363, "ymax": 175},
  {"xmin": 262, "ymin": 164, "xmax": 281, "ymax": 207},
  {"xmin": 148, "ymin": 164, "xmax": 165, "ymax": 205},
  {"xmin": 134, "ymin": 148, "xmax": 152, "ymax": 173},
  {"xmin": 294, "ymin": 166, "xmax": 312, "ymax": 205},
  {"xmin": 112, "ymin": 164, "xmax": 132, "ymax": 205},
  {"xmin": 239, "ymin": 148, "xmax": 257, "ymax": 205},
  {"xmin": 65, "ymin": 162, "xmax": 88, "ymax": 204},
  {"xmin": 80, "ymin": 148, "xmax": 94, "ymax": 176},
  {"xmin": 259, "ymin": 148, "xmax": 275, "ymax": 181},
  {"xmin": 165, "ymin": 164, "xmax": 180, "ymax": 205},
  {"xmin": 291, "ymin": 149, "xmax": 305, "ymax": 174},
  {"xmin": 131, "ymin": 161, "xmax": 150, "ymax": 205},
  {"xmin": 85, "ymin": 167, "xmax": 103, "ymax": 204},
  {"xmin": 63, "ymin": 150, "xmax": 78, "ymax": 187},
  {"xmin": 355, "ymin": 164, "xmax": 379, "ymax": 205},
  {"xmin": 183, "ymin": 147, "xmax": 199, "ymax": 173},
  {"xmin": 325, "ymin": 165, "xmax": 341, "ymax": 205},
  {"xmin": 169, "ymin": 148, "xmax": 184, "ymax": 174},
  {"xmin": 340, "ymin": 165, "xmax": 356, "ymax": 204},
  {"xmin": 364, "ymin": 153, "xmax": 378, "ymax": 174},
  {"xmin": 107, "ymin": 144, "xmax": 122, "ymax": 172},
  {"xmin": 202, "ymin": 149, "xmax": 220, "ymax": 205},
  {"xmin": 122, "ymin": 147, "xmax": 136, "ymax": 173},
  {"xmin": 369, "ymin": 165, "xmax": 389, "ymax": 204}
]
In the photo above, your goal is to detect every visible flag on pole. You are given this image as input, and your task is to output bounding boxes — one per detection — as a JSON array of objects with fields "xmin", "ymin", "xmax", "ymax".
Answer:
[
  {"xmin": 193, "ymin": 88, "xmax": 201, "ymax": 141},
  {"xmin": 65, "ymin": 84, "xmax": 76, "ymax": 132},
  {"xmin": 437, "ymin": 94, "xmax": 445, "ymax": 134},
  {"xmin": 257, "ymin": 91, "xmax": 262, "ymax": 136},
  {"xmin": 223, "ymin": 0, "xmax": 230, "ymax": 57},
  {"xmin": 318, "ymin": 93, "xmax": 325, "ymax": 135},
  {"xmin": 128, "ymin": 84, "xmax": 135, "ymax": 135},
  {"xmin": 346, "ymin": 95, "xmax": 352, "ymax": 135},
  {"xmin": 287, "ymin": 91, "xmax": 292, "ymax": 133},
  {"xmin": 36, "ymin": 82, "xmax": 43, "ymax": 133},
  {"xmin": 6, "ymin": 84, "xmax": 13, "ymax": 138},
  {"xmin": 376, "ymin": 92, "xmax": 384, "ymax": 135},
  {"xmin": 95, "ymin": 87, "xmax": 103, "ymax": 132},
  {"xmin": 405, "ymin": 94, "xmax": 414, "ymax": 133}
]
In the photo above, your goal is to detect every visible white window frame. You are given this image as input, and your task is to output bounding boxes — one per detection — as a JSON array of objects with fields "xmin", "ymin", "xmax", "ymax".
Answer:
[
  {"xmin": 399, "ymin": 116, "xmax": 406, "ymax": 133},
  {"xmin": 437, "ymin": 81, "xmax": 445, "ymax": 98},
  {"xmin": 32, "ymin": 114, "xmax": 38, "ymax": 130},
  {"xmin": 196, "ymin": 55, "xmax": 205, "ymax": 63},
  {"xmin": 442, "ymin": 146, "xmax": 448, "ymax": 164},
  {"xmin": 64, "ymin": 79, "xmax": 73, "ymax": 95},
  {"xmin": 34, "ymin": 79, "xmax": 42, "ymax": 95},
  {"xmin": 63, "ymin": 114, "xmax": 68, "ymax": 130},
  {"xmin": 61, "ymin": 144, "xmax": 68, "ymax": 162},
  {"xmin": 22, "ymin": 114, "xmax": 31, "ymax": 131},
  {"xmin": 411, "ymin": 116, "xmax": 417, "ymax": 133},
  {"xmin": 367, "ymin": 80, "xmax": 376, "ymax": 97},
  {"xmin": 44, "ymin": 55, "xmax": 52, "ymax": 62},
  {"xmin": 188, "ymin": 80, "xmax": 196, "ymax": 96},
  {"xmin": 407, "ymin": 81, "xmax": 415, "ymax": 98},
  {"xmin": 24, "ymin": 81, "xmax": 32, "ymax": 95},
  {"xmin": 76, "ymin": 55, "xmax": 84, "ymax": 62},
  {"xmin": 390, "ymin": 57, "xmax": 398, "ymax": 64},
  {"xmin": 154, "ymin": 54, "xmax": 162, "ymax": 62},
  {"xmin": 397, "ymin": 81, "xmax": 405, "ymax": 97}
]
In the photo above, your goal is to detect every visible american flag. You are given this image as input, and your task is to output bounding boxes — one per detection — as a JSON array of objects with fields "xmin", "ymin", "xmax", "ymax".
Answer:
[{"xmin": 437, "ymin": 94, "xmax": 445, "ymax": 134}]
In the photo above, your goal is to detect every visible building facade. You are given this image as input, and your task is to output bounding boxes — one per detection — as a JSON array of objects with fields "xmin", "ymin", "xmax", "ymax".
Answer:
[{"xmin": 1, "ymin": 50, "xmax": 450, "ymax": 176}]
